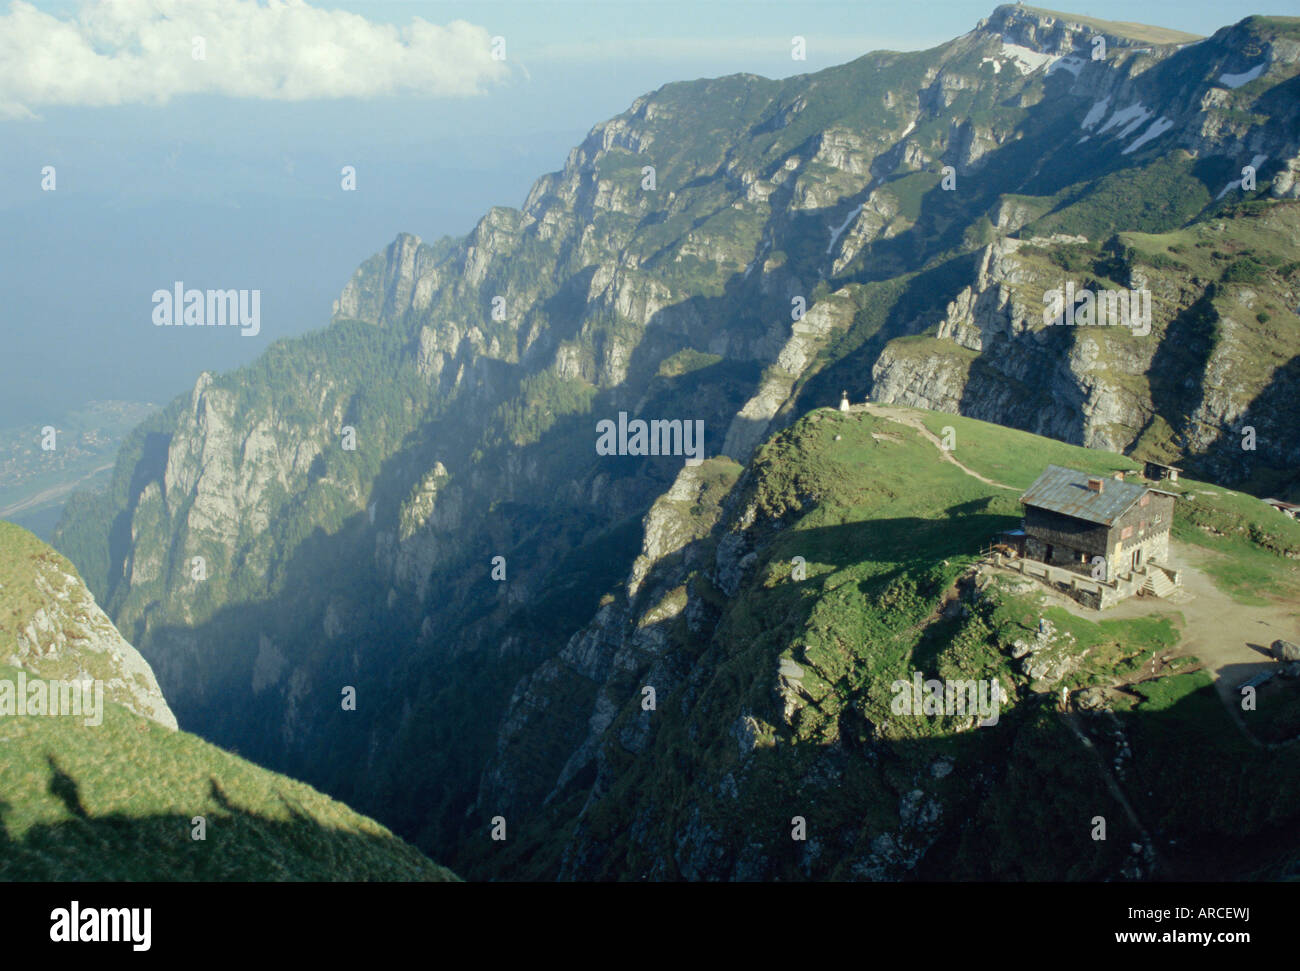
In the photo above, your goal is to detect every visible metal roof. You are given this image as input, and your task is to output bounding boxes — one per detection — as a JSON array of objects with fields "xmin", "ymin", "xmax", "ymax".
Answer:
[{"xmin": 1019, "ymin": 465, "xmax": 1152, "ymax": 526}]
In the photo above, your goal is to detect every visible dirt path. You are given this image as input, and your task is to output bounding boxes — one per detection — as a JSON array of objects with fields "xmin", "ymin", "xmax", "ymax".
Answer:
[
  {"xmin": 1029, "ymin": 540, "xmax": 1299, "ymax": 718},
  {"xmin": 862, "ymin": 403, "xmax": 1019, "ymax": 491}
]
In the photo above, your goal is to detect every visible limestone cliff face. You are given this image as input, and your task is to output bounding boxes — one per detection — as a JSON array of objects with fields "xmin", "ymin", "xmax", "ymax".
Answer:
[
  {"xmin": 475, "ymin": 457, "xmax": 741, "ymax": 823},
  {"xmin": 871, "ymin": 202, "xmax": 1300, "ymax": 478},
  {"xmin": 857, "ymin": 8, "xmax": 1300, "ymax": 486},
  {"xmin": 476, "ymin": 415, "xmax": 982, "ymax": 880},
  {"xmin": 1, "ymin": 522, "xmax": 176, "ymax": 729},
  {"xmin": 871, "ymin": 236, "xmax": 1116, "ymax": 446}
]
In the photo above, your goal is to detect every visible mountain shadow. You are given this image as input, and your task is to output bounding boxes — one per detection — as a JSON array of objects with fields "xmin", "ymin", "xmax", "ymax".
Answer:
[{"xmin": 0, "ymin": 759, "xmax": 455, "ymax": 882}]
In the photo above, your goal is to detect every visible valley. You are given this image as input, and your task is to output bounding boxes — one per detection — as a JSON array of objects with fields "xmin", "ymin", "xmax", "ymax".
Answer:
[{"xmin": 0, "ymin": 401, "xmax": 156, "ymax": 540}]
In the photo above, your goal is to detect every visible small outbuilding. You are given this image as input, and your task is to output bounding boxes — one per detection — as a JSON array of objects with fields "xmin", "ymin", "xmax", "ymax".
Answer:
[
  {"xmin": 1263, "ymin": 499, "xmax": 1300, "ymax": 521},
  {"xmin": 1143, "ymin": 460, "xmax": 1182, "ymax": 483}
]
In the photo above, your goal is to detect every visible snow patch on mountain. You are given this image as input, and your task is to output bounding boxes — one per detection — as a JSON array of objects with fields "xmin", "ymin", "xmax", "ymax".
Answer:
[
  {"xmin": 1081, "ymin": 98, "xmax": 1111, "ymax": 130},
  {"xmin": 1048, "ymin": 55, "xmax": 1087, "ymax": 77},
  {"xmin": 1097, "ymin": 102, "xmax": 1153, "ymax": 139},
  {"xmin": 1219, "ymin": 64, "xmax": 1265, "ymax": 89},
  {"xmin": 1123, "ymin": 117, "xmax": 1175, "ymax": 155},
  {"xmin": 999, "ymin": 40, "xmax": 1059, "ymax": 75},
  {"xmin": 1216, "ymin": 154, "xmax": 1270, "ymax": 199},
  {"xmin": 827, "ymin": 204, "xmax": 864, "ymax": 255}
]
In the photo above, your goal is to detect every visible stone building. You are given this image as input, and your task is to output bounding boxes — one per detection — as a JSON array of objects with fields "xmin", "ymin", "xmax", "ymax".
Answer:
[{"xmin": 1020, "ymin": 465, "xmax": 1177, "ymax": 585}]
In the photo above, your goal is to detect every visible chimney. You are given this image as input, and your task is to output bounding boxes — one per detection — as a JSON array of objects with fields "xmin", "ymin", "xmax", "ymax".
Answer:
[{"xmin": 1087, "ymin": 477, "xmax": 1104, "ymax": 493}]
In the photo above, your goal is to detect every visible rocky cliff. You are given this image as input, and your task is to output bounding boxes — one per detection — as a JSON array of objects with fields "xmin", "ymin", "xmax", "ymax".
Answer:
[
  {"xmin": 1, "ymin": 521, "xmax": 175, "ymax": 729},
  {"xmin": 863, "ymin": 10, "xmax": 1300, "ymax": 493}
]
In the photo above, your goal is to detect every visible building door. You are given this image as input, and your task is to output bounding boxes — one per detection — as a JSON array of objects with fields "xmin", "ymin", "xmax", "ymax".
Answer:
[
  {"xmin": 1132, "ymin": 547, "xmax": 1142, "ymax": 571},
  {"xmin": 1044, "ymin": 544, "xmax": 1053, "ymax": 563}
]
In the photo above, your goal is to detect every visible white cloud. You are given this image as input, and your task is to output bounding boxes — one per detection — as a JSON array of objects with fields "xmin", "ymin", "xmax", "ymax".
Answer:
[{"xmin": 0, "ymin": 0, "xmax": 508, "ymax": 119}]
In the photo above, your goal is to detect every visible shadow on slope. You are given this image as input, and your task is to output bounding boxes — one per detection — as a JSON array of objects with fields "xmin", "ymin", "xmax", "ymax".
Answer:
[{"xmin": 0, "ymin": 758, "xmax": 453, "ymax": 882}]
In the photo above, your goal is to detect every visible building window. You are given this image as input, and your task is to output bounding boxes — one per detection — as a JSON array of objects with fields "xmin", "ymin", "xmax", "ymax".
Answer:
[
  {"xmin": 1121, "ymin": 525, "xmax": 1133, "ymax": 540},
  {"xmin": 1140, "ymin": 494, "xmax": 1150, "ymax": 507}
]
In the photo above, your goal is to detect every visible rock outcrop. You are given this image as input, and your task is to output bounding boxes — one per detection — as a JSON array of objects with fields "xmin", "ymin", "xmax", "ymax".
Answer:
[{"xmin": 1, "ymin": 522, "xmax": 176, "ymax": 729}]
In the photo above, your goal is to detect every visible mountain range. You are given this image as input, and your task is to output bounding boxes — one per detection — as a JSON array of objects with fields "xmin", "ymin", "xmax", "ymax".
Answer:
[{"xmin": 31, "ymin": 5, "xmax": 1300, "ymax": 880}]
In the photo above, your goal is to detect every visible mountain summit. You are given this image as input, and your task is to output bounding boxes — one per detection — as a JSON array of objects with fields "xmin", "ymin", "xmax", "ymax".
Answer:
[{"xmin": 976, "ymin": 5, "xmax": 1204, "ymax": 50}]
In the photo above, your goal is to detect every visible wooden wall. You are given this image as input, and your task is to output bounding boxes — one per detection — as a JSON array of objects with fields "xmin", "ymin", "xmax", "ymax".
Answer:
[{"xmin": 1024, "ymin": 506, "xmax": 1111, "ymax": 557}]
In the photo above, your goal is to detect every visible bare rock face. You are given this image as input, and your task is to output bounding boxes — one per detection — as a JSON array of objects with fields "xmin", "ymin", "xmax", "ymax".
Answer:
[
  {"xmin": 871, "ymin": 199, "xmax": 1300, "ymax": 480},
  {"xmin": 722, "ymin": 289, "xmax": 858, "ymax": 463},
  {"xmin": 1, "ymin": 523, "xmax": 177, "ymax": 729}
]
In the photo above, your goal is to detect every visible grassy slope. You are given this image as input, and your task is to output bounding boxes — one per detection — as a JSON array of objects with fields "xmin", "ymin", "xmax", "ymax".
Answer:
[
  {"xmin": 0, "ymin": 521, "xmax": 161, "ymax": 696},
  {"xmin": 912, "ymin": 406, "xmax": 1300, "ymax": 605},
  {"xmin": 1019, "ymin": 6, "xmax": 1204, "ymax": 44},
  {"xmin": 0, "ymin": 662, "xmax": 457, "ymax": 881},
  {"xmin": 514, "ymin": 404, "xmax": 1300, "ymax": 880},
  {"xmin": 736, "ymin": 407, "xmax": 1211, "ymax": 737},
  {"xmin": 1, "ymin": 522, "xmax": 456, "ymax": 881},
  {"xmin": 745, "ymin": 408, "xmax": 1300, "ymax": 877},
  {"xmin": 0, "ymin": 521, "xmax": 45, "ymax": 641}
]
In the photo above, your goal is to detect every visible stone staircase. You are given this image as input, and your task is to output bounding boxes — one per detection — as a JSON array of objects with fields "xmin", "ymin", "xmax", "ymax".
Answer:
[{"xmin": 1142, "ymin": 568, "xmax": 1177, "ymax": 599}]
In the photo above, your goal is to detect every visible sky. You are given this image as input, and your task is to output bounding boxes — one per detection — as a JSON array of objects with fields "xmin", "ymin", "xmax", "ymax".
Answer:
[{"xmin": 1, "ymin": 0, "xmax": 1293, "ymax": 428}]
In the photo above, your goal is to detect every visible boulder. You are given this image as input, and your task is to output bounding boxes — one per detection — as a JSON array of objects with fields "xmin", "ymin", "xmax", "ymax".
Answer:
[
  {"xmin": 1271, "ymin": 639, "xmax": 1300, "ymax": 662},
  {"xmin": 1077, "ymin": 687, "xmax": 1107, "ymax": 711}
]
